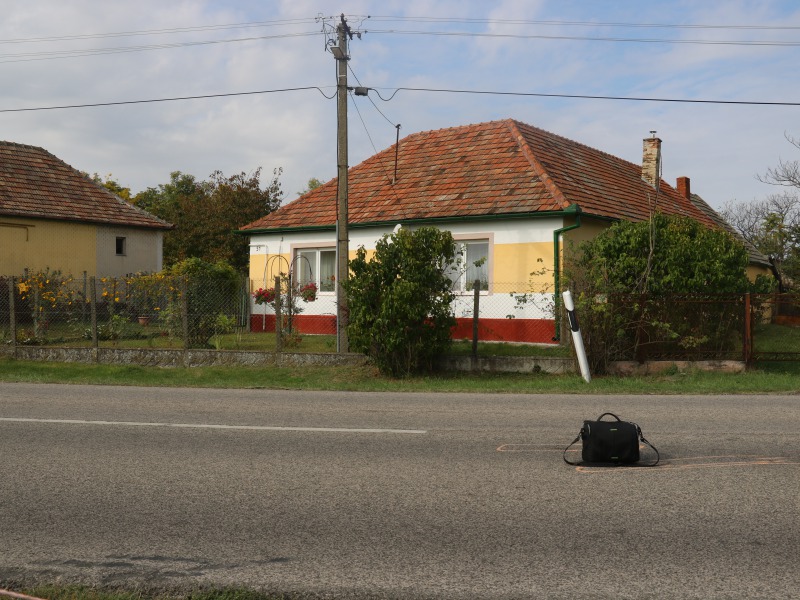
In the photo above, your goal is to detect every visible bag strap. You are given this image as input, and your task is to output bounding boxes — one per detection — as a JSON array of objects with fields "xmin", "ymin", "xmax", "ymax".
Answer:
[
  {"xmin": 562, "ymin": 429, "xmax": 584, "ymax": 465},
  {"xmin": 635, "ymin": 424, "xmax": 661, "ymax": 467}
]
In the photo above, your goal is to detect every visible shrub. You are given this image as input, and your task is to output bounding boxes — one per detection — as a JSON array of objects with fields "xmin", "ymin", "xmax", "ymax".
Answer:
[{"xmin": 344, "ymin": 226, "xmax": 457, "ymax": 377}]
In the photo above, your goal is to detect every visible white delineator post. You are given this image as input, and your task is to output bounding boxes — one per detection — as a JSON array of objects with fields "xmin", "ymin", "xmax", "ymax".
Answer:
[{"xmin": 562, "ymin": 290, "xmax": 591, "ymax": 383}]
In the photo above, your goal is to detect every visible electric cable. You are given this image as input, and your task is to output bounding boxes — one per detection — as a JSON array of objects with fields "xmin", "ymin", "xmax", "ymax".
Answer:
[
  {"xmin": 362, "ymin": 15, "xmax": 800, "ymax": 31},
  {"xmin": 0, "ymin": 18, "xmax": 319, "ymax": 45},
  {"xmin": 348, "ymin": 64, "xmax": 399, "ymax": 127},
  {"xmin": 365, "ymin": 28, "xmax": 800, "ymax": 47},
  {"xmin": 373, "ymin": 86, "xmax": 800, "ymax": 106},
  {"xmin": 348, "ymin": 90, "xmax": 405, "ymax": 200},
  {"xmin": 0, "ymin": 31, "xmax": 321, "ymax": 63},
  {"xmin": 2, "ymin": 84, "xmax": 798, "ymax": 114},
  {"xmin": 0, "ymin": 86, "xmax": 336, "ymax": 113}
]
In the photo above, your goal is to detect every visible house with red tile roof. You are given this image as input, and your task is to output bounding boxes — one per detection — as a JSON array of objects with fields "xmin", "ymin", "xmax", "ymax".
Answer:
[
  {"xmin": 1, "ymin": 141, "xmax": 171, "ymax": 278},
  {"xmin": 240, "ymin": 119, "xmax": 762, "ymax": 343}
]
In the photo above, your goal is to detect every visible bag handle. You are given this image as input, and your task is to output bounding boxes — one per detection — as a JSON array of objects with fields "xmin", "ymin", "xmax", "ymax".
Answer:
[{"xmin": 596, "ymin": 412, "xmax": 622, "ymax": 422}]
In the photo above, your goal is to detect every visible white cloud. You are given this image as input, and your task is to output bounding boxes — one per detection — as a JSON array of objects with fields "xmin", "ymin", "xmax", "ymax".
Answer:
[{"xmin": 1, "ymin": 0, "xmax": 799, "ymax": 208}]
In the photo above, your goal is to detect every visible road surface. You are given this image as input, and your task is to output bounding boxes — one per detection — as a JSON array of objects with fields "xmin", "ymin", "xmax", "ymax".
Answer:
[{"xmin": 1, "ymin": 383, "xmax": 798, "ymax": 599}]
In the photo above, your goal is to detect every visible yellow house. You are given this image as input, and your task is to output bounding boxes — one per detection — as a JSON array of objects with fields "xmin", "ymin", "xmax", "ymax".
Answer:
[
  {"xmin": 240, "ymin": 119, "xmax": 770, "ymax": 343},
  {"xmin": 1, "ymin": 141, "xmax": 171, "ymax": 278}
]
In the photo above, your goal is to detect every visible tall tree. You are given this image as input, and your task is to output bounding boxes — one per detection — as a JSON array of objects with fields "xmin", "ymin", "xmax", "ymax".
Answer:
[
  {"xmin": 133, "ymin": 168, "xmax": 283, "ymax": 271},
  {"xmin": 721, "ymin": 133, "xmax": 800, "ymax": 288},
  {"xmin": 86, "ymin": 173, "xmax": 132, "ymax": 201},
  {"xmin": 567, "ymin": 213, "xmax": 771, "ymax": 373},
  {"xmin": 297, "ymin": 177, "xmax": 323, "ymax": 197}
]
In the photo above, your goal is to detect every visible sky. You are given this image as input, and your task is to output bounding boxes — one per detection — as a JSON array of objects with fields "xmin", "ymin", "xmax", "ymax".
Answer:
[{"xmin": 2, "ymin": 0, "xmax": 800, "ymax": 210}]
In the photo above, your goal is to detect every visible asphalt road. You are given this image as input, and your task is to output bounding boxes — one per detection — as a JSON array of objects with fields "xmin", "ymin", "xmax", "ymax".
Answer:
[{"xmin": 1, "ymin": 383, "xmax": 798, "ymax": 599}]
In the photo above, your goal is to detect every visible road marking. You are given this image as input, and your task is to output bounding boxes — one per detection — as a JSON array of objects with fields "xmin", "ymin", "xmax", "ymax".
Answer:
[{"xmin": 0, "ymin": 417, "xmax": 426, "ymax": 435}]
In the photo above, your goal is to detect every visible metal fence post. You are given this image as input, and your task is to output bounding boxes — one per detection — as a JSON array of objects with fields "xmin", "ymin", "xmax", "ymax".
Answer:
[
  {"xmin": 181, "ymin": 276, "xmax": 189, "ymax": 351},
  {"xmin": 274, "ymin": 275, "xmax": 282, "ymax": 353},
  {"xmin": 89, "ymin": 276, "xmax": 98, "ymax": 361},
  {"xmin": 472, "ymin": 279, "xmax": 480, "ymax": 361},
  {"xmin": 743, "ymin": 292, "xmax": 752, "ymax": 366},
  {"xmin": 8, "ymin": 276, "xmax": 16, "ymax": 356}
]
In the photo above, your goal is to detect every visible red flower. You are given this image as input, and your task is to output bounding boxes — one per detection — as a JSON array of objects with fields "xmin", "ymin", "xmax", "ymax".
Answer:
[
  {"xmin": 253, "ymin": 287, "xmax": 276, "ymax": 305},
  {"xmin": 299, "ymin": 282, "xmax": 318, "ymax": 302}
]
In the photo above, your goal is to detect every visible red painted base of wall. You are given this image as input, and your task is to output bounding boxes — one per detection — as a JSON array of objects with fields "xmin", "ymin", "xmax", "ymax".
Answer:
[
  {"xmin": 451, "ymin": 317, "xmax": 556, "ymax": 344},
  {"xmin": 251, "ymin": 315, "xmax": 556, "ymax": 344},
  {"xmin": 250, "ymin": 314, "xmax": 336, "ymax": 335}
]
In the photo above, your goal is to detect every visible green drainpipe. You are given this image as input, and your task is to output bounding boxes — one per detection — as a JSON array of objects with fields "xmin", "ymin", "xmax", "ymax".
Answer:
[{"xmin": 553, "ymin": 204, "xmax": 582, "ymax": 341}]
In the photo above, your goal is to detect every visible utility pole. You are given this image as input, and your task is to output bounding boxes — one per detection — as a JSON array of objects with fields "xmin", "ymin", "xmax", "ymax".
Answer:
[{"xmin": 334, "ymin": 14, "xmax": 351, "ymax": 353}]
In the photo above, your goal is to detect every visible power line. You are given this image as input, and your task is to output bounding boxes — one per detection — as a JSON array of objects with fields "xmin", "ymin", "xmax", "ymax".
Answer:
[
  {"xmin": 2, "ymin": 85, "xmax": 798, "ymax": 114},
  {"xmin": 374, "ymin": 87, "xmax": 800, "ymax": 107},
  {"xmin": 348, "ymin": 64, "xmax": 398, "ymax": 127},
  {"xmin": 0, "ymin": 31, "xmax": 320, "ymax": 64},
  {"xmin": 0, "ymin": 87, "xmax": 334, "ymax": 113},
  {"xmin": 363, "ymin": 15, "xmax": 800, "ymax": 31},
  {"xmin": 0, "ymin": 18, "xmax": 319, "ymax": 45},
  {"xmin": 366, "ymin": 28, "xmax": 800, "ymax": 47}
]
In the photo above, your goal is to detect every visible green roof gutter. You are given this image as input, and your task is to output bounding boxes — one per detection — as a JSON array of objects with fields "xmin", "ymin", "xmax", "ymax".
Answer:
[
  {"xmin": 237, "ymin": 209, "xmax": 580, "ymax": 236},
  {"xmin": 553, "ymin": 204, "xmax": 582, "ymax": 342}
]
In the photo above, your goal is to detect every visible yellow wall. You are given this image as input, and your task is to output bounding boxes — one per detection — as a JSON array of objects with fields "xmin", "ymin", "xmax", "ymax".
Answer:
[
  {"xmin": 1, "ymin": 218, "xmax": 96, "ymax": 276},
  {"xmin": 493, "ymin": 241, "xmax": 553, "ymax": 285},
  {"xmin": 249, "ymin": 252, "xmax": 292, "ymax": 290},
  {"xmin": 746, "ymin": 264, "xmax": 772, "ymax": 282},
  {"xmin": 250, "ymin": 249, "xmax": 364, "ymax": 290}
]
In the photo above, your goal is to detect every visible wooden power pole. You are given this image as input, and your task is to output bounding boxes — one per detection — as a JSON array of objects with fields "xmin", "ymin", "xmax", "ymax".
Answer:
[{"xmin": 334, "ymin": 14, "xmax": 351, "ymax": 353}]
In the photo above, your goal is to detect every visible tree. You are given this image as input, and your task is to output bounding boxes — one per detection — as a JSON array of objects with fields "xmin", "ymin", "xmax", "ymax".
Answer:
[
  {"xmin": 86, "ymin": 173, "xmax": 132, "ymax": 201},
  {"xmin": 721, "ymin": 194, "xmax": 800, "ymax": 290},
  {"xmin": 567, "ymin": 213, "xmax": 770, "ymax": 372},
  {"xmin": 344, "ymin": 226, "xmax": 458, "ymax": 377},
  {"xmin": 573, "ymin": 213, "xmax": 753, "ymax": 296},
  {"xmin": 720, "ymin": 132, "xmax": 800, "ymax": 289},
  {"xmin": 203, "ymin": 168, "xmax": 283, "ymax": 272},
  {"xmin": 297, "ymin": 177, "xmax": 323, "ymax": 197},
  {"xmin": 133, "ymin": 168, "xmax": 283, "ymax": 271},
  {"xmin": 162, "ymin": 258, "xmax": 241, "ymax": 348}
]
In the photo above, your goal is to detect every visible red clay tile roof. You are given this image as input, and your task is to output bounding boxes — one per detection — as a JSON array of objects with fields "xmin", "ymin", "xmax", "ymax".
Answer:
[
  {"xmin": 241, "ymin": 119, "xmax": 715, "ymax": 232},
  {"xmin": 0, "ymin": 141, "xmax": 171, "ymax": 229}
]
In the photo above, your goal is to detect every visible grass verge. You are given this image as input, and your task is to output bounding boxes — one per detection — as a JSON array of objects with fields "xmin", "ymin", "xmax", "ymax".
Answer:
[{"xmin": 0, "ymin": 356, "xmax": 799, "ymax": 394}]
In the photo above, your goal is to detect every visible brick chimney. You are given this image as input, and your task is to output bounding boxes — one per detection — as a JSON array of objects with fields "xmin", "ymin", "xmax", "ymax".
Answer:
[
  {"xmin": 676, "ymin": 176, "xmax": 691, "ymax": 199},
  {"xmin": 642, "ymin": 133, "xmax": 662, "ymax": 188}
]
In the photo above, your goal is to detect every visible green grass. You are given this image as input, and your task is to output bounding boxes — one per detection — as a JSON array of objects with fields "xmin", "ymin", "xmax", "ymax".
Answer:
[
  {"xmin": 754, "ymin": 322, "xmax": 800, "ymax": 353},
  {"xmin": 1, "ymin": 355, "xmax": 799, "ymax": 394}
]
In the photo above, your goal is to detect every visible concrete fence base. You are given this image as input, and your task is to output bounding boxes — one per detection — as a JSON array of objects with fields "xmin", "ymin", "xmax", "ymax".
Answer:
[
  {"xmin": 0, "ymin": 346, "xmax": 746, "ymax": 375},
  {"xmin": 0, "ymin": 346, "xmax": 367, "ymax": 369}
]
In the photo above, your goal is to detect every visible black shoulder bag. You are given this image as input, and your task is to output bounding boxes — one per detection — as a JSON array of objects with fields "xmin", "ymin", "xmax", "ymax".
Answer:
[{"xmin": 563, "ymin": 412, "xmax": 660, "ymax": 467}]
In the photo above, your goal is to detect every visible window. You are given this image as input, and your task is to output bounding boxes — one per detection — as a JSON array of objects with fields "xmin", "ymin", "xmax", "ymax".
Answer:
[
  {"xmin": 115, "ymin": 237, "xmax": 126, "ymax": 256},
  {"xmin": 296, "ymin": 248, "xmax": 336, "ymax": 292},
  {"xmin": 449, "ymin": 240, "xmax": 489, "ymax": 291}
]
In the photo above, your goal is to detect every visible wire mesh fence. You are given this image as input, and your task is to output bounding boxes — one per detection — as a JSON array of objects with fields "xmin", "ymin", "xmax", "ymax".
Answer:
[
  {"xmin": 2, "ymin": 273, "xmax": 250, "ymax": 351},
  {"xmin": 451, "ymin": 282, "xmax": 558, "ymax": 345},
  {"xmin": 2, "ymin": 273, "xmax": 798, "ymax": 365},
  {"xmin": 581, "ymin": 293, "xmax": 749, "ymax": 366}
]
